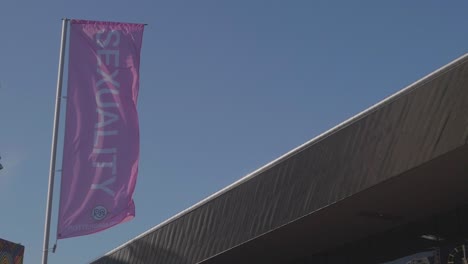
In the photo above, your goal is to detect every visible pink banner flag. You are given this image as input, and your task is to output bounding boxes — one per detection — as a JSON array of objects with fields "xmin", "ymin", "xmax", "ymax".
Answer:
[{"xmin": 58, "ymin": 19, "xmax": 144, "ymax": 239}]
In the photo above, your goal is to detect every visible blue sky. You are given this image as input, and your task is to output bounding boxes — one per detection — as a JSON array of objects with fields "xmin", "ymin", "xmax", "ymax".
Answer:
[{"xmin": 1, "ymin": 1, "xmax": 468, "ymax": 263}]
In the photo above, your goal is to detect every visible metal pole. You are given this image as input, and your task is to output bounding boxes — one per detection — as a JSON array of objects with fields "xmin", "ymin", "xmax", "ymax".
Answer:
[{"xmin": 42, "ymin": 18, "xmax": 68, "ymax": 264}]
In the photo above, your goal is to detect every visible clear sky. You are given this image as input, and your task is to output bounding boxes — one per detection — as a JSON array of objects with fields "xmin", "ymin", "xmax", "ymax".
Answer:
[{"xmin": 1, "ymin": 1, "xmax": 468, "ymax": 263}]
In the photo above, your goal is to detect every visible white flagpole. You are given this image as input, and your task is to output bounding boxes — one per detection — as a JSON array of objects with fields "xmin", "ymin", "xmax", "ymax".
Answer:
[{"xmin": 42, "ymin": 18, "xmax": 69, "ymax": 264}]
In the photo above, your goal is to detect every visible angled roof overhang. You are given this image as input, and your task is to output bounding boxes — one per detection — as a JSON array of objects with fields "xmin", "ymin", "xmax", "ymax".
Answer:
[{"xmin": 92, "ymin": 54, "xmax": 468, "ymax": 264}]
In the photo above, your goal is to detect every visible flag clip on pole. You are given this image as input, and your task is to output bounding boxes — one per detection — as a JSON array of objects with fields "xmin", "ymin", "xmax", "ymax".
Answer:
[{"xmin": 42, "ymin": 18, "xmax": 69, "ymax": 264}]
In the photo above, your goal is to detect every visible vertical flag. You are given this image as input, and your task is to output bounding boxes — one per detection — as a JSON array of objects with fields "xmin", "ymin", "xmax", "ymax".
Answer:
[{"xmin": 58, "ymin": 19, "xmax": 144, "ymax": 239}]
